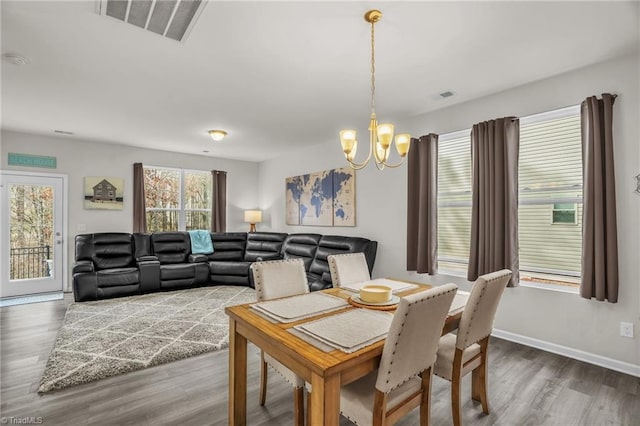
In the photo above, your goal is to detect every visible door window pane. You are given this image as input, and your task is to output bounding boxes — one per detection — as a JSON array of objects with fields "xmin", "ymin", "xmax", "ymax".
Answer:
[{"xmin": 9, "ymin": 184, "xmax": 54, "ymax": 279}]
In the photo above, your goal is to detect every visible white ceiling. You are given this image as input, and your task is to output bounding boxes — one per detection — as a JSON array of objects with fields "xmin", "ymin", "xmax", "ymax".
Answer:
[{"xmin": 2, "ymin": 1, "xmax": 638, "ymax": 162}]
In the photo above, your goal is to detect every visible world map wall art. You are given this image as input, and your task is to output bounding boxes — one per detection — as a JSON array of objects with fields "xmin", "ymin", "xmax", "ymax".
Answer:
[{"xmin": 285, "ymin": 167, "xmax": 355, "ymax": 226}]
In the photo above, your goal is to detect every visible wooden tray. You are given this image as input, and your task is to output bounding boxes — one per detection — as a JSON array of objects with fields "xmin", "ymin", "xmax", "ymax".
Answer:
[{"xmin": 348, "ymin": 296, "xmax": 398, "ymax": 311}]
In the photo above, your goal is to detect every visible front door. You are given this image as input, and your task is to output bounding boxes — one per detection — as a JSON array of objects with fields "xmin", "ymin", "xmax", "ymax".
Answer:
[{"xmin": 0, "ymin": 171, "xmax": 66, "ymax": 298}]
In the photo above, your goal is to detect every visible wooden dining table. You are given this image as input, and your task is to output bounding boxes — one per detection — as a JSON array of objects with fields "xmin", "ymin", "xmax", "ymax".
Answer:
[{"xmin": 224, "ymin": 283, "xmax": 462, "ymax": 426}]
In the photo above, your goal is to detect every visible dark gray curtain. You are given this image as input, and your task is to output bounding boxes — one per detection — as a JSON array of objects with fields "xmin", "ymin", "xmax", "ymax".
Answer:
[
  {"xmin": 407, "ymin": 134, "xmax": 438, "ymax": 274},
  {"xmin": 580, "ymin": 93, "xmax": 618, "ymax": 303},
  {"xmin": 133, "ymin": 163, "xmax": 146, "ymax": 233},
  {"xmin": 211, "ymin": 170, "xmax": 227, "ymax": 232},
  {"xmin": 467, "ymin": 118, "xmax": 520, "ymax": 287}
]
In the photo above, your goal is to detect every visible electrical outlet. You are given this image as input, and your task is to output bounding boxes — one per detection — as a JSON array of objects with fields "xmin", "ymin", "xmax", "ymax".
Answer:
[
  {"xmin": 620, "ymin": 322, "xmax": 634, "ymax": 338},
  {"xmin": 77, "ymin": 223, "xmax": 86, "ymax": 232}
]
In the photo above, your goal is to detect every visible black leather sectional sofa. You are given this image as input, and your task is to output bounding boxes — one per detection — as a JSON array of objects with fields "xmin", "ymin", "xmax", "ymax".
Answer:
[{"xmin": 72, "ymin": 231, "xmax": 377, "ymax": 302}]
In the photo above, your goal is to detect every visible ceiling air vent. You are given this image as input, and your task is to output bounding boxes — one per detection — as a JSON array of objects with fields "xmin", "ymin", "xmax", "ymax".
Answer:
[{"xmin": 99, "ymin": 0, "xmax": 207, "ymax": 42}]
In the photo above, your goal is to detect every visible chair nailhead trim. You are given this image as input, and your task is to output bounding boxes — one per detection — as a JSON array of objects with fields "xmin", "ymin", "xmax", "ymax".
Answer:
[
  {"xmin": 253, "ymin": 258, "xmax": 305, "ymax": 301},
  {"xmin": 267, "ymin": 363, "xmax": 304, "ymax": 388},
  {"xmin": 460, "ymin": 271, "xmax": 510, "ymax": 349},
  {"xmin": 381, "ymin": 287, "xmax": 457, "ymax": 392},
  {"xmin": 328, "ymin": 253, "xmax": 365, "ymax": 287}
]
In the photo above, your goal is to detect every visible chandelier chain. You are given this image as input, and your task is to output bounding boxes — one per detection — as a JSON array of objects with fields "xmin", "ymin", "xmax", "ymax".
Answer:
[{"xmin": 370, "ymin": 19, "xmax": 376, "ymax": 116}]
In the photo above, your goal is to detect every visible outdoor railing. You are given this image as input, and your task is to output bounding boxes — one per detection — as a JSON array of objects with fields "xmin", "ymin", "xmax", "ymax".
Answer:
[{"xmin": 10, "ymin": 245, "xmax": 51, "ymax": 279}]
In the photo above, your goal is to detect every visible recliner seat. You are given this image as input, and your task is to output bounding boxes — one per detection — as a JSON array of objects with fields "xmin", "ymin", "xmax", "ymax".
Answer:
[
  {"xmin": 73, "ymin": 233, "xmax": 159, "ymax": 302},
  {"xmin": 151, "ymin": 232, "xmax": 209, "ymax": 289}
]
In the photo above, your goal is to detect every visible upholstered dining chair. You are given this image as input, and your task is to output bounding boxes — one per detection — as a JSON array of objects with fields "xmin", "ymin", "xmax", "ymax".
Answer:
[
  {"xmin": 433, "ymin": 269, "xmax": 512, "ymax": 426},
  {"xmin": 251, "ymin": 258, "xmax": 309, "ymax": 426},
  {"xmin": 327, "ymin": 252, "xmax": 371, "ymax": 288},
  {"xmin": 329, "ymin": 283, "xmax": 458, "ymax": 426}
]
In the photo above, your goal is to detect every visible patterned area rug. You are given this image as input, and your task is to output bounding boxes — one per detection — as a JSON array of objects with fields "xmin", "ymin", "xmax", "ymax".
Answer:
[{"xmin": 38, "ymin": 285, "xmax": 256, "ymax": 393}]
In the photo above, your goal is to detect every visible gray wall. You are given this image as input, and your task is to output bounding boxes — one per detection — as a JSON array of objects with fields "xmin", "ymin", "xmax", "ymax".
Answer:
[
  {"xmin": 257, "ymin": 53, "xmax": 639, "ymax": 368},
  {"xmin": 1, "ymin": 53, "xmax": 637, "ymax": 371},
  {"xmin": 0, "ymin": 131, "xmax": 260, "ymax": 290}
]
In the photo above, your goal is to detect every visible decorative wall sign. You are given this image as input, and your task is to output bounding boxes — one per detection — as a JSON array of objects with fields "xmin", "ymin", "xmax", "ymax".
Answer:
[
  {"xmin": 285, "ymin": 167, "xmax": 355, "ymax": 227},
  {"xmin": 84, "ymin": 176, "xmax": 124, "ymax": 210},
  {"xmin": 8, "ymin": 153, "xmax": 57, "ymax": 168}
]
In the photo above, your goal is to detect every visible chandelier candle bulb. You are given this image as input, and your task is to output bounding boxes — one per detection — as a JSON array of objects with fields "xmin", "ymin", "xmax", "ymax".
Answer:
[
  {"xmin": 395, "ymin": 134, "xmax": 411, "ymax": 156},
  {"xmin": 377, "ymin": 123, "xmax": 394, "ymax": 149},
  {"xmin": 340, "ymin": 130, "xmax": 357, "ymax": 157}
]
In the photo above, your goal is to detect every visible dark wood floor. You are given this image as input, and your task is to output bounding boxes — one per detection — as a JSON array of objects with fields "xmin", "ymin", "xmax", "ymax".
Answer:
[{"xmin": 1, "ymin": 294, "xmax": 638, "ymax": 426}]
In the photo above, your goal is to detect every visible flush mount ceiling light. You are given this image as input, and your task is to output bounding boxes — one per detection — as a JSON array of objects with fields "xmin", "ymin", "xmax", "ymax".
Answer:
[
  {"xmin": 339, "ymin": 10, "xmax": 411, "ymax": 170},
  {"xmin": 208, "ymin": 130, "xmax": 227, "ymax": 141}
]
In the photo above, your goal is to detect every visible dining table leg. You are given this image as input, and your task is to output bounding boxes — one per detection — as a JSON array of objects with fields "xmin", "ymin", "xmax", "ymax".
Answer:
[
  {"xmin": 310, "ymin": 371, "xmax": 340, "ymax": 426},
  {"xmin": 229, "ymin": 318, "xmax": 247, "ymax": 426}
]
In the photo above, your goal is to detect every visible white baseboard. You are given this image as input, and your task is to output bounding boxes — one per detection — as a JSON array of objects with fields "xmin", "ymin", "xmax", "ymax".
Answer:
[{"xmin": 491, "ymin": 328, "xmax": 640, "ymax": 378}]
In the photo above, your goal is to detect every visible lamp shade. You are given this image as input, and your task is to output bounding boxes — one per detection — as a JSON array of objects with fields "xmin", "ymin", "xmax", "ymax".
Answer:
[
  {"xmin": 244, "ymin": 210, "xmax": 262, "ymax": 223},
  {"xmin": 395, "ymin": 134, "xmax": 411, "ymax": 156},
  {"xmin": 377, "ymin": 123, "xmax": 394, "ymax": 149}
]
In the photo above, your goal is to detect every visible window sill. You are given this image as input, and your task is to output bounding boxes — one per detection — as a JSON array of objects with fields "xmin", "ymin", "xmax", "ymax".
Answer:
[
  {"xmin": 435, "ymin": 269, "xmax": 580, "ymax": 294},
  {"xmin": 519, "ymin": 280, "xmax": 579, "ymax": 294},
  {"xmin": 436, "ymin": 268, "xmax": 467, "ymax": 279}
]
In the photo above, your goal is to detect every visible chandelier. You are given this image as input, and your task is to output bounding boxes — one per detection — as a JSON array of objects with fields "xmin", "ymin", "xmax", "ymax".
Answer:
[{"xmin": 339, "ymin": 10, "xmax": 411, "ymax": 170}]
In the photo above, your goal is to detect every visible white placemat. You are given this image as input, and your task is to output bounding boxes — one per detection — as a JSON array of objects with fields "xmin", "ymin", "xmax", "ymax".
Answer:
[
  {"xmin": 341, "ymin": 278, "xmax": 419, "ymax": 294},
  {"xmin": 288, "ymin": 328, "xmax": 335, "ymax": 352},
  {"xmin": 294, "ymin": 309, "xmax": 393, "ymax": 353},
  {"xmin": 250, "ymin": 292, "xmax": 349, "ymax": 323}
]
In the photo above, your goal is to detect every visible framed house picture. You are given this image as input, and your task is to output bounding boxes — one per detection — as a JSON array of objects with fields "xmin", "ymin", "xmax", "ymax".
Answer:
[{"xmin": 84, "ymin": 176, "xmax": 124, "ymax": 210}]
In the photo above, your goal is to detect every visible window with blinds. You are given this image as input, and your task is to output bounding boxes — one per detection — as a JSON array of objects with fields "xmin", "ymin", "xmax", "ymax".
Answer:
[
  {"xmin": 519, "ymin": 105, "xmax": 582, "ymax": 284},
  {"xmin": 436, "ymin": 105, "xmax": 582, "ymax": 286},
  {"xmin": 437, "ymin": 130, "xmax": 472, "ymax": 275}
]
